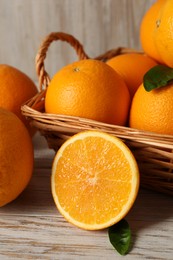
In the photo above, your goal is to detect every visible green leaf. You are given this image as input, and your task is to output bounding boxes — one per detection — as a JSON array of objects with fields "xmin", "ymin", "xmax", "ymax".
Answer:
[
  {"xmin": 108, "ymin": 219, "xmax": 131, "ymax": 255},
  {"xmin": 143, "ymin": 64, "xmax": 173, "ymax": 92}
]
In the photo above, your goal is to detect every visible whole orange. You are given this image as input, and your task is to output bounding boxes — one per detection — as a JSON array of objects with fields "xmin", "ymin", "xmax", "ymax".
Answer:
[
  {"xmin": 140, "ymin": 0, "xmax": 165, "ymax": 64},
  {"xmin": 129, "ymin": 83, "xmax": 173, "ymax": 135},
  {"xmin": 106, "ymin": 53, "xmax": 158, "ymax": 98},
  {"xmin": 0, "ymin": 108, "xmax": 34, "ymax": 207},
  {"xmin": 45, "ymin": 59, "xmax": 130, "ymax": 126},
  {"xmin": 140, "ymin": 0, "xmax": 173, "ymax": 67},
  {"xmin": 0, "ymin": 64, "xmax": 38, "ymax": 132},
  {"xmin": 154, "ymin": 0, "xmax": 173, "ymax": 67}
]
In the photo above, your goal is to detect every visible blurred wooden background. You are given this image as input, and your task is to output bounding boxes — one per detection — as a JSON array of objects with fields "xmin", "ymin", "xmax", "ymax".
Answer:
[{"xmin": 0, "ymin": 0, "xmax": 155, "ymax": 82}]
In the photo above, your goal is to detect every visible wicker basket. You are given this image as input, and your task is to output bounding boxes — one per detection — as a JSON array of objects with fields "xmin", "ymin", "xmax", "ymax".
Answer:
[{"xmin": 21, "ymin": 32, "xmax": 173, "ymax": 196}]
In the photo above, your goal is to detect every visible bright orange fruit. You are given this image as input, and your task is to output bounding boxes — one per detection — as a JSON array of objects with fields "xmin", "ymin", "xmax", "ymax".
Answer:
[
  {"xmin": 154, "ymin": 0, "xmax": 173, "ymax": 67},
  {"xmin": 51, "ymin": 130, "xmax": 139, "ymax": 230},
  {"xmin": 106, "ymin": 53, "xmax": 157, "ymax": 98},
  {"xmin": 129, "ymin": 83, "xmax": 173, "ymax": 135},
  {"xmin": 140, "ymin": 0, "xmax": 165, "ymax": 64},
  {"xmin": 0, "ymin": 108, "xmax": 34, "ymax": 207},
  {"xmin": 0, "ymin": 64, "xmax": 38, "ymax": 133},
  {"xmin": 140, "ymin": 0, "xmax": 173, "ymax": 67},
  {"xmin": 45, "ymin": 59, "xmax": 130, "ymax": 126}
]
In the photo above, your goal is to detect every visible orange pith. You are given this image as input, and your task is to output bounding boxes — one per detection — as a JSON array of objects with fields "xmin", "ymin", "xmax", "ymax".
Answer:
[{"xmin": 51, "ymin": 131, "xmax": 139, "ymax": 230}]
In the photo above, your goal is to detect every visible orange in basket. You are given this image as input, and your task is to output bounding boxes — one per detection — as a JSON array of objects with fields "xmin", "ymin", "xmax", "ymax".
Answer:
[
  {"xmin": 129, "ymin": 82, "xmax": 173, "ymax": 135},
  {"xmin": 51, "ymin": 130, "xmax": 139, "ymax": 230},
  {"xmin": 140, "ymin": 0, "xmax": 165, "ymax": 64},
  {"xmin": 106, "ymin": 53, "xmax": 157, "ymax": 98},
  {"xmin": 45, "ymin": 59, "xmax": 130, "ymax": 126},
  {"xmin": 140, "ymin": 0, "xmax": 173, "ymax": 67},
  {"xmin": 21, "ymin": 32, "xmax": 173, "ymax": 195}
]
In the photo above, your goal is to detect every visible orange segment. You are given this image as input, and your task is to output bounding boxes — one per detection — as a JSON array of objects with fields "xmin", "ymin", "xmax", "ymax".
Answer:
[{"xmin": 51, "ymin": 131, "xmax": 139, "ymax": 230}]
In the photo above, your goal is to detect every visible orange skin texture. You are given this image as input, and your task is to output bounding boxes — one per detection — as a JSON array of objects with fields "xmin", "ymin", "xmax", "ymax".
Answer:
[
  {"xmin": 45, "ymin": 59, "xmax": 130, "ymax": 126},
  {"xmin": 106, "ymin": 53, "xmax": 158, "ymax": 98},
  {"xmin": 140, "ymin": 0, "xmax": 165, "ymax": 64},
  {"xmin": 0, "ymin": 108, "xmax": 34, "ymax": 207},
  {"xmin": 140, "ymin": 0, "xmax": 173, "ymax": 67},
  {"xmin": 154, "ymin": 0, "xmax": 173, "ymax": 67},
  {"xmin": 0, "ymin": 64, "xmax": 38, "ymax": 133},
  {"xmin": 129, "ymin": 83, "xmax": 173, "ymax": 135}
]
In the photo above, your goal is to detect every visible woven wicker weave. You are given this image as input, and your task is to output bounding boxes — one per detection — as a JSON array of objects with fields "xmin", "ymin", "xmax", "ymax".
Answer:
[{"xmin": 21, "ymin": 32, "xmax": 173, "ymax": 195}]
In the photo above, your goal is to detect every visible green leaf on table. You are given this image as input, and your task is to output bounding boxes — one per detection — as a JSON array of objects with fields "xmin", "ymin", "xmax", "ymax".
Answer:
[
  {"xmin": 108, "ymin": 219, "xmax": 131, "ymax": 255},
  {"xmin": 143, "ymin": 64, "xmax": 173, "ymax": 91}
]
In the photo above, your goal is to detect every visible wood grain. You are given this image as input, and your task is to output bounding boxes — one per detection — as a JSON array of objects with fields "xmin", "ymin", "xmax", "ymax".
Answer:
[
  {"xmin": 0, "ymin": 133, "xmax": 173, "ymax": 259},
  {"xmin": 0, "ymin": 0, "xmax": 155, "ymax": 82},
  {"xmin": 1, "ymin": 2, "xmax": 172, "ymax": 258}
]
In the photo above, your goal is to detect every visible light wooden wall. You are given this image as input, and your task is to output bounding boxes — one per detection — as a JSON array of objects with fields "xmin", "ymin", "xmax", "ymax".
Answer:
[{"xmin": 0, "ymin": 0, "xmax": 155, "ymax": 82}]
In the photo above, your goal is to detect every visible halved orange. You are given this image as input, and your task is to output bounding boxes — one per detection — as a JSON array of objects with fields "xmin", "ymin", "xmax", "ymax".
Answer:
[{"xmin": 51, "ymin": 131, "xmax": 139, "ymax": 230}]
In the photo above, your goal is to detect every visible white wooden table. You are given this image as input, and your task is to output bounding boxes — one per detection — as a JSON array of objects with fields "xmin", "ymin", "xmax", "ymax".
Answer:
[{"xmin": 0, "ymin": 132, "xmax": 173, "ymax": 259}]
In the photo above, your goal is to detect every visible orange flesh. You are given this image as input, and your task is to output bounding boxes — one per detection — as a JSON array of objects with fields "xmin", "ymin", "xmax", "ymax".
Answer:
[{"xmin": 53, "ymin": 135, "xmax": 137, "ymax": 226}]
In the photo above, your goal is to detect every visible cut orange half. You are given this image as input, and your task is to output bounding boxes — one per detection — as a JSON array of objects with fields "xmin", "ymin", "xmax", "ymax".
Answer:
[{"xmin": 51, "ymin": 131, "xmax": 140, "ymax": 230}]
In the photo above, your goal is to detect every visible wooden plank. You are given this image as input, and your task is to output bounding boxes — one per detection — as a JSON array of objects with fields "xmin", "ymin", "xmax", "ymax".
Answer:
[
  {"xmin": 0, "ymin": 158, "xmax": 173, "ymax": 259},
  {"xmin": 0, "ymin": 0, "xmax": 155, "ymax": 82}
]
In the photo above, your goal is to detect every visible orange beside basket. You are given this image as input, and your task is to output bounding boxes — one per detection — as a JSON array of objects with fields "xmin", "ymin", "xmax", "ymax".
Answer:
[{"xmin": 21, "ymin": 32, "xmax": 173, "ymax": 196}]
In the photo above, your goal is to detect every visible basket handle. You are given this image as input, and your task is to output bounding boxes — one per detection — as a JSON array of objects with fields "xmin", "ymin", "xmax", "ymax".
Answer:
[
  {"xmin": 35, "ymin": 32, "xmax": 89, "ymax": 91},
  {"xmin": 95, "ymin": 47, "xmax": 143, "ymax": 61}
]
